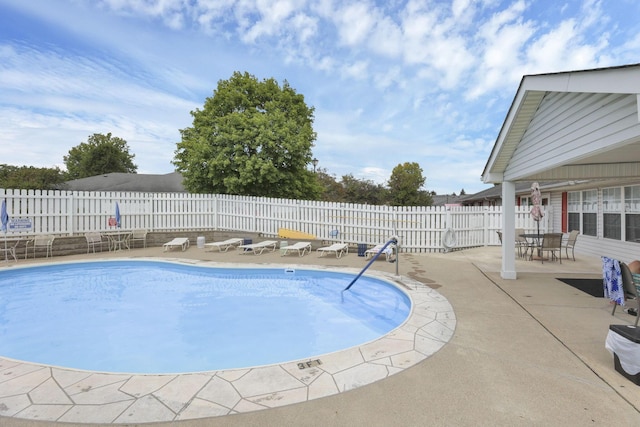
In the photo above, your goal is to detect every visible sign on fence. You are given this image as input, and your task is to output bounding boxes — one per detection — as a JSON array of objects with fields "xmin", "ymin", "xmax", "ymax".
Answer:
[{"xmin": 9, "ymin": 218, "xmax": 33, "ymax": 232}]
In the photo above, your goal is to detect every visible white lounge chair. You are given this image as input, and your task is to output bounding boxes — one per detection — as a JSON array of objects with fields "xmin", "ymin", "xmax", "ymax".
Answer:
[
  {"xmin": 204, "ymin": 238, "xmax": 244, "ymax": 252},
  {"xmin": 317, "ymin": 242, "xmax": 348, "ymax": 258},
  {"xmin": 280, "ymin": 241, "xmax": 312, "ymax": 257},
  {"xmin": 365, "ymin": 244, "xmax": 395, "ymax": 261},
  {"xmin": 163, "ymin": 237, "xmax": 190, "ymax": 252},
  {"xmin": 238, "ymin": 240, "xmax": 278, "ymax": 255}
]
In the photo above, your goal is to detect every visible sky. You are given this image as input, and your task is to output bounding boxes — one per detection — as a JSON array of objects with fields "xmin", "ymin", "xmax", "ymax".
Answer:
[{"xmin": 1, "ymin": 0, "xmax": 639, "ymax": 195}]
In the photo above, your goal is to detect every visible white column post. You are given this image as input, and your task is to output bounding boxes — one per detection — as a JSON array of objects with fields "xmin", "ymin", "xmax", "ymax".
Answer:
[{"xmin": 501, "ymin": 181, "xmax": 517, "ymax": 279}]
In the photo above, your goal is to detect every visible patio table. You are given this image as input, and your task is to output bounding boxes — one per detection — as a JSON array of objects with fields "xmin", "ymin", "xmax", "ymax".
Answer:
[{"xmin": 102, "ymin": 231, "xmax": 131, "ymax": 251}]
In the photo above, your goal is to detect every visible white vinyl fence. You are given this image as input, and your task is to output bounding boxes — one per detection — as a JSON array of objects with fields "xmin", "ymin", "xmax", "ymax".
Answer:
[{"xmin": 0, "ymin": 189, "xmax": 550, "ymax": 253}]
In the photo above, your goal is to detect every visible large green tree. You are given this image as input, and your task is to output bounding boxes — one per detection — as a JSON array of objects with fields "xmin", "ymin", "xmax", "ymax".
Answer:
[
  {"xmin": 173, "ymin": 71, "xmax": 320, "ymax": 198},
  {"xmin": 64, "ymin": 133, "xmax": 137, "ymax": 180},
  {"xmin": 387, "ymin": 162, "xmax": 432, "ymax": 206},
  {"xmin": 0, "ymin": 164, "xmax": 66, "ymax": 190}
]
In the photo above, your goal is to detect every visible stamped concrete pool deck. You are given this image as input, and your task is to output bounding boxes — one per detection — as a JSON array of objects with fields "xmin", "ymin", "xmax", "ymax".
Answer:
[{"xmin": 2, "ymin": 243, "xmax": 640, "ymax": 426}]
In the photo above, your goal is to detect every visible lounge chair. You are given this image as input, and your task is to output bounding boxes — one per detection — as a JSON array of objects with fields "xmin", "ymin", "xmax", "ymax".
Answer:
[
  {"xmin": 204, "ymin": 237, "xmax": 244, "ymax": 252},
  {"xmin": 238, "ymin": 240, "xmax": 278, "ymax": 255},
  {"xmin": 280, "ymin": 241, "xmax": 312, "ymax": 257},
  {"xmin": 163, "ymin": 237, "xmax": 190, "ymax": 252},
  {"xmin": 317, "ymin": 242, "xmax": 348, "ymax": 258},
  {"xmin": 365, "ymin": 244, "xmax": 395, "ymax": 261}
]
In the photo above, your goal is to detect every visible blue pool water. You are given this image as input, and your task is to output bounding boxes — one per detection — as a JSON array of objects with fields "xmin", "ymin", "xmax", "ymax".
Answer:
[{"xmin": 0, "ymin": 260, "xmax": 411, "ymax": 374}]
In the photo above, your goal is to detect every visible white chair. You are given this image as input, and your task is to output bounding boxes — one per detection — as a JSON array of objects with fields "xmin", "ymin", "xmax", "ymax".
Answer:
[
  {"xmin": 562, "ymin": 230, "xmax": 580, "ymax": 261},
  {"xmin": 85, "ymin": 232, "xmax": 107, "ymax": 253},
  {"xmin": 1, "ymin": 239, "xmax": 20, "ymax": 262},
  {"xmin": 280, "ymin": 242, "xmax": 312, "ymax": 257},
  {"xmin": 238, "ymin": 240, "xmax": 278, "ymax": 255},
  {"xmin": 204, "ymin": 237, "xmax": 244, "ymax": 252},
  {"xmin": 365, "ymin": 244, "xmax": 395, "ymax": 261},
  {"xmin": 27, "ymin": 235, "xmax": 55, "ymax": 259},
  {"xmin": 317, "ymin": 242, "xmax": 348, "ymax": 258},
  {"xmin": 130, "ymin": 229, "xmax": 148, "ymax": 248},
  {"xmin": 163, "ymin": 237, "xmax": 190, "ymax": 252}
]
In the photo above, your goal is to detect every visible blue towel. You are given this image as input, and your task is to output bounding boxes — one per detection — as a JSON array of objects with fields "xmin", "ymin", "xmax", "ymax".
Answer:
[{"xmin": 602, "ymin": 257, "xmax": 625, "ymax": 305}]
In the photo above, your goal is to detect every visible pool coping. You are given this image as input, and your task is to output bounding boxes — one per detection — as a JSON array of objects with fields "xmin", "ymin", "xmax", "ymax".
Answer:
[{"xmin": 0, "ymin": 257, "xmax": 456, "ymax": 424}]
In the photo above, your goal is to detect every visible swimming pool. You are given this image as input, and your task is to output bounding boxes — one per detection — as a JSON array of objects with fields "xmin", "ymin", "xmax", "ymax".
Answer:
[{"xmin": 0, "ymin": 260, "xmax": 411, "ymax": 374}]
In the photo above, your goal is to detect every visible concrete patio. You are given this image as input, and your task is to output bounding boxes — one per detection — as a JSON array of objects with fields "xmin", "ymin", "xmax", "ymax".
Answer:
[{"xmin": 1, "ymin": 243, "xmax": 639, "ymax": 426}]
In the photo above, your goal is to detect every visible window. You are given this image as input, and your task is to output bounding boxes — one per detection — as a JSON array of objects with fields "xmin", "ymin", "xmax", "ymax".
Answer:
[
  {"xmin": 581, "ymin": 190, "xmax": 597, "ymax": 236},
  {"xmin": 568, "ymin": 190, "xmax": 598, "ymax": 237},
  {"xmin": 625, "ymin": 185, "xmax": 640, "ymax": 243},
  {"xmin": 567, "ymin": 192, "xmax": 580, "ymax": 233},
  {"xmin": 603, "ymin": 187, "xmax": 621, "ymax": 240}
]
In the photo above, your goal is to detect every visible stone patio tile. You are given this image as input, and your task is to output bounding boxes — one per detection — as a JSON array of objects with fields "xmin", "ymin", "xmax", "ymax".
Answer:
[
  {"xmin": 15, "ymin": 403, "xmax": 72, "ymax": 421},
  {"xmin": 246, "ymin": 386, "xmax": 308, "ymax": 408},
  {"xmin": 58, "ymin": 401, "xmax": 134, "ymax": 424},
  {"xmin": 0, "ymin": 360, "xmax": 20, "ymax": 372},
  {"xmin": 390, "ymin": 350, "xmax": 427, "ymax": 368},
  {"xmin": 0, "ymin": 394, "xmax": 31, "ymax": 417},
  {"xmin": 70, "ymin": 380, "xmax": 133, "ymax": 405},
  {"xmin": 419, "ymin": 320, "xmax": 455, "ymax": 342},
  {"xmin": 281, "ymin": 362, "xmax": 324, "ymax": 385},
  {"xmin": 195, "ymin": 376, "xmax": 241, "ymax": 409},
  {"xmin": 113, "ymin": 394, "xmax": 176, "ymax": 424},
  {"xmin": 307, "ymin": 371, "xmax": 339, "ymax": 400},
  {"xmin": 216, "ymin": 368, "xmax": 250, "ymax": 382},
  {"xmin": 51, "ymin": 368, "xmax": 93, "ymax": 388},
  {"xmin": 66, "ymin": 373, "xmax": 132, "ymax": 396},
  {"xmin": 313, "ymin": 347, "xmax": 364, "ymax": 374},
  {"xmin": 119, "ymin": 375, "xmax": 176, "ymax": 398},
  {"xmin": 233, "ymin": 398, "xmax": 268, "ymax": 413},
  {"xmin": 153, "ymin": 374, "xmax": 210, "ymax": 413},
  {"xmin": 385, "ymin": 327, "xmax": 416, "ymax": 341},
  {"xmin": 176, "ymin": 397, "xmax": 231, "ymax": 420},
  {"xmin": 360, "ymin": 337, "xmax": 415, "ymax": 361},
  {"xmin": 233, "ymin": 366, "xmax": 304, "ymax": 397},
  {"xmin": 414, "ymin": 334, "xmax": 448, "ymax": 357},
  {"xmin": 333, "ymin": 362, "xmax": 389, "ymax": 392},
  {"xmin": 0, "ymin": 368, "xmax": 50, "ymax": 396},
  {"xmin": 29, "ymin": 377, "xmax": 73, "ymax": 404}
]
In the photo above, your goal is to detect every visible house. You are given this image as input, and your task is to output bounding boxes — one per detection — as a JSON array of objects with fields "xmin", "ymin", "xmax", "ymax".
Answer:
[
  {"xmin": 482, "ymin": 64, "xmax": 640, "ymax": 279},
  {"xmin": 60, "ymin": 172, "xmax": 186, "ymax": 193}
]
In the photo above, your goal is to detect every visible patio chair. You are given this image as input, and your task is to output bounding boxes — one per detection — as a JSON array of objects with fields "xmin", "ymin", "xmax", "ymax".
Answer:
[
  {"xmin": 515, "ymin": 228, "xmax": 533, "ymax": 258},
  {"xmin": 317, "ymin": 242, "xmax": 348, "ymax": 258},
  {"xmin": 561, "ymin": 230, "xmax": 579, "ymax": 261},
  {"xmin": 612, "ymin": 261, "xmax": 640, "ymax": 327},
  {"xmin": 365, "ymin": 244, "xmax": 395, "ymax": 261},
  {"xmin": 238, "ymin": 240, "xmax": 278, "ymax": 255},
  {"xmin": 85, "ymin": 232, "xmax": 107, "ymax": 253},
  {"xmin": 130, "ymin": 229, "xmax": 148, "ymax": 248},
  {"xmin": 26, "ymin": 235, "xmax": 55, "ymax": 259},
  {"xmin": 204, "ymin": 237, "xmax": 243, "ymax": 252},
  {"xmin": 163, "ymin": 237, "xmax": 190, "ymax": 252},
  {"xmin": 1, "ymin": 239, "xmax": 20, "ymax": 262},
  {"xmin": 280, "ymin": 241, "xmax": 312, "ymax": 257},
  {"xmin": 537, "ymin": 233, "xmax": 562, "ymax": 264}
]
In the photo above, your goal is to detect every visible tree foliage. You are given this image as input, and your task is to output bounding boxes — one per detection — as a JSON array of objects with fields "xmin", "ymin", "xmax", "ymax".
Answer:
[
  {"xmin": 64, "ymin": 133, "xmax": 137, "ymax": 180},
  {"xmin": 173, "ymin": 71, "xmax": 320, "ymax": 198},
  {"xmin": 387, "ymin": 162, "xmax": 432, "ymax": 206},
  {"xmin": 0, "ymin": 164, "xmax": 66, "ymax": 190}
]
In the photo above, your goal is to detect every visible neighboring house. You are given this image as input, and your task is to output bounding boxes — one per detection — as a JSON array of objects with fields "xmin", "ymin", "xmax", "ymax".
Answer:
[
  {"xmin": 482, "ymin": 63, "xmax": 640, "ymax": 279},
  {"xmin": 431, "ymin": 194, "xmax": 464, "ymax": 206},
  {"xmin": 60, "ymin": 172, "xmax": 186, "ymax": 193}
]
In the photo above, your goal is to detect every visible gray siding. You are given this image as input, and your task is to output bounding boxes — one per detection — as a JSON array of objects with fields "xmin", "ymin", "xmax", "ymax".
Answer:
[{"xmin": 504, "ymin": 92, "xmax": 639, "ymax": 181}]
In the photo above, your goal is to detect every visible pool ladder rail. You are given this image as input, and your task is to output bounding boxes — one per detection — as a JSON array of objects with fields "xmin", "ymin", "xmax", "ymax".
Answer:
[{"xmin": 343, "ymin": 237, "xmax": 398, "ymax": 292}]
